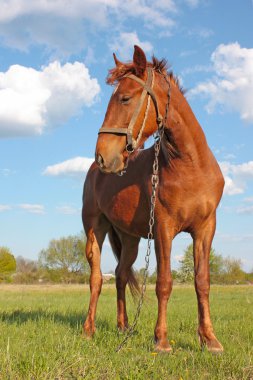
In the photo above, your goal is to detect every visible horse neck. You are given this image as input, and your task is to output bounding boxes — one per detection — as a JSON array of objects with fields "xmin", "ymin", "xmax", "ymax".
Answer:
[{"xmin": 165, "ymin": 80, "xmax": 209, "ymax": 163}]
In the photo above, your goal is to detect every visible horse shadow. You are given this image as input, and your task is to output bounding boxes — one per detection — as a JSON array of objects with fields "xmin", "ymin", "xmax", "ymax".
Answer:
[{"xmin": 0, "ymin": 309, "xmax": 111, "ymax": 332}]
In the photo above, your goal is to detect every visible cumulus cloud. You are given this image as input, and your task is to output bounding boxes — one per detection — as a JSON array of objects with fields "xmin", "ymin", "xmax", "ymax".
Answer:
[
  {"xmin": 190, "ymin": 43, "xmax": 253, "ymax": 123},
  {"xmin": 0, "ymin": 204, "xmax": 11, "ymax": 212},
  {"xmin": 109, "ymin": 32, "xmax": 153, "ymax": 60},
  {"xmin": 19, "ymin": 204, "xmax": 45, "ymax": 214},
  {"xmin": 44, "ymin": 157, "xmax": 253, "ymax": 196},
  {"xmin": 0, "ymin": 0, "xmax": 176, "ymax": 56},
  {"xmin": 232, "ymin": 161, "xmax": 253, "ymax": 178},
  {"xmin": 0, "ymin": 0, "xmax": 107, "ymax": 23},
  {"xmin": 43, "ymin": 156, "xmax": 94, "ymax": 178},
  {"xmin": 118, "ymin": 1, "xmax": 176, "ymax": 28},
  {"xmin": 0, "ymin": 61, "xmax": 100, "ymax": 138},
  {"xmin": 219, "ymin": 160, "xmax": 253, "ymax": 195},
  {"xmin": 0, "ymin": 0, "xmax": 176, "ymax": 24}
]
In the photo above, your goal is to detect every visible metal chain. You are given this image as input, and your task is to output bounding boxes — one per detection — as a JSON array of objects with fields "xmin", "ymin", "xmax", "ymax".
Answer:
[
  {"xmin": 115, "ymin": 127, "xmax": 164, "ymax": 353},
  {"xmin": 115, "ymin": 71, "xmax": 170, "ymax": 353}
]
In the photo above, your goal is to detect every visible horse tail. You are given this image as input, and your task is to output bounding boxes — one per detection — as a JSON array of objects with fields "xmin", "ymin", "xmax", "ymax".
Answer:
[{"xmin": 108, "ymin": 226, "xmax": 140, "ymax": 299}]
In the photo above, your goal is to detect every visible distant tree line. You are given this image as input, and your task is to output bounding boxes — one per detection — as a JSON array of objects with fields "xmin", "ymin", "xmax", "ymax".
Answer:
[
  {"xmin": 0, "ymin": 233, "xmax": 89, "ymax": 284},
  {"xmin": 137, "ymin": 244, "xmax": 253, "ymax": 285},
  {"xmin": 0, "ymin": 247, "xmax": 16, "ymax": 283},
  {"xmin": 0, "ymin": 240, "xmax": 253, "ymax": 285}
]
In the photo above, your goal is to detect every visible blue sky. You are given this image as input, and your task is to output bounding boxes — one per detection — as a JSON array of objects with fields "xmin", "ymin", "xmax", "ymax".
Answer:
[{"xmin": 0, "ymin": 0, "xmax": 253, "ymax": 273}]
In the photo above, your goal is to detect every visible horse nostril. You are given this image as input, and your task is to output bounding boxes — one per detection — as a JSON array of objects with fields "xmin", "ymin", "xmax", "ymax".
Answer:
[{"xmin": 96, "ymin": 153, "xmax": 104, "ymax": 168}]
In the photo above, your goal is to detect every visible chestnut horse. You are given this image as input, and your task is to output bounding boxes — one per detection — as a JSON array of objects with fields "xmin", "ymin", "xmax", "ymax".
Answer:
[{"xmin": 82, "ymin": 45, "xmax": 224, "ymax": 353}]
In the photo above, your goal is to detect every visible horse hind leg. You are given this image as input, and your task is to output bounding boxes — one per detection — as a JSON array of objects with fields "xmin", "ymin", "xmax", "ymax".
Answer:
[
  {"xmin": 83, "ymin": 217, "xmax": 109, "ymax": 338},
  {"xmin": 108, "ymin": 227, "xmax": 140, "ymax": 331},
  {"xmin": 192, "ymin": 214, "xmax": 223, "ymax": 353}
]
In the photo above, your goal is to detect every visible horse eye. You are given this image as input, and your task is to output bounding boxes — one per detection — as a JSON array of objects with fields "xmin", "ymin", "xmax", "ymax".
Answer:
[{"xmin": 120, "ymin": 95, "xmax": 131, "ymax": 104}]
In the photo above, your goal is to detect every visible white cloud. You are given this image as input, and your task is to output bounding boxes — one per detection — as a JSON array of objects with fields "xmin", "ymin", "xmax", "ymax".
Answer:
[
  {"xmin": 19, "ymin": 204, "xmax": 45, "ymax": 214},
  {"xmin": 0, "ymin": 61, "xmax": 100, "ymax": 138},
  {"xmin": 216, "ymin": 232, "xmax": 253, "ymax": 242},
  {"xmin": 223, "ymin": 175, "xmax": 244, "ymax": 196},
  {"xmin": 118, "ymin": 1, "xmax": 176, "ymax": 28},
  {"xmin": 190, "ymin": 43, "xmax": 253, "ymax": 123},
  {"xmin": 152, "ymin": 0, "xmax": 177, "ymax": 10},
  {"xmin": 180, "ymin": 49, "xmax": 196, "ymax": 58},
  {"xmin": 232, "ymin": 161, "xmax": 253, "ymax": 178},
  {"xmin": 175, "ymin": 254, "xmax": 183, "ymax": 262},
  {"xmin": 223, "ymin": 153, "xmax": 236, "ymax": 160},
  {"xmin": 0, "ymin": 1, "xmax": 109, "ymax": 55},
  {"xmin": 187, "ymin": 27, "xmax": 214, "ymax": 39},
  {"xmin": 244, "ymin": 197, "xmax": 253, "ymax": 203},
  {"xmin": 1, "ymin": 168, "xmax": 12, "ymax": 176},
  {"xmin": 0, "ymin": 0, "xmax": 176, "ymax": 23},
  {"xmin": 181, "ymin": 64, "xmax": 212, "ymax": 75},
  {"xmin": 184, "ymin": 0, "xmax": 200, "ymax": 7},
  {"xmin": 43, "ymin": 156, "xmax": 94, "ymax": 178},
  {"xmin": 0, "ymin": 1, "xmax": 107, "ymax": 22},
  {"xmin": 109, "ymin": 32, "xmax": 153, "ymax": 60},
  {"xmin": 56, "ymin": 205, "xmax": 81, "ymax": 215},
  {"xmin": 219, "ymin": 160, "xmax": 253, "ymax": 195},
  {"xmin": 0, "ymin": 0, "xmax": 176, "ymax": 56},
  {"xmin": 237, "ymin": 206, "xmax": 253, "ymax": 215},
  {"xmin": 0, "ymin": 204, "xmax": 11, "ymax": 212}
]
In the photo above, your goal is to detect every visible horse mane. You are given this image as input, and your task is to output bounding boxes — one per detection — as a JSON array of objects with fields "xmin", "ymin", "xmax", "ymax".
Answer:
[
  {"xmin": 163, "ymin": 127, "xmax": 181, "ymax": 161},
  {"xmin": 107, "ymin": 55, "xmax": 185, "ymax": 94}
]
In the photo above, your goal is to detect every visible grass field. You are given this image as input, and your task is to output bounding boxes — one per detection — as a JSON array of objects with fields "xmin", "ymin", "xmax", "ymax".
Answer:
[{"xmin": 0, "ymin": 284, "xmax": 252, "ymax": 380}]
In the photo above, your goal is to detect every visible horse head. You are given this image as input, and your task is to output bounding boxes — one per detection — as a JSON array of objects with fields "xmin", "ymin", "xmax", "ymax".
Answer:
[{"xmin": 95, "ymin": 45, "xmax": 167, "ymax": 174}]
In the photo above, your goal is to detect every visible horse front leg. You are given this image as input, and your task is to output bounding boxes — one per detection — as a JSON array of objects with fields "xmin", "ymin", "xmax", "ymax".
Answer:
[
  {"xmin": 154, "ymin": 223, "xmax": 173, "ymax": 352},
  {"xmin": 193, "ymin": 214, "xmax": 223, "ymax": 353},
  {"xmin": 83, "ymin": 225, "xmax": 107, "ymax": 338}
]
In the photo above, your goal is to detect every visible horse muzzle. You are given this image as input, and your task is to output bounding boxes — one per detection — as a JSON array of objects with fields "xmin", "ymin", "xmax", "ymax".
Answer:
[{"xmin": 95, "ymin": 152, "xmax": 125, "ymax": 174}]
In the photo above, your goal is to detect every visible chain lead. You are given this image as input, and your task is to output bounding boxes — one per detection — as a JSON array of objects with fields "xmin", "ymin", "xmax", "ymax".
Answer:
[
  {"xmin": 115, "ymin": 127, "xmax": 164, "ymax": 353},
  {"xmin": 115, "ymin": 72, "xmax": 170, "ymax": 353}
]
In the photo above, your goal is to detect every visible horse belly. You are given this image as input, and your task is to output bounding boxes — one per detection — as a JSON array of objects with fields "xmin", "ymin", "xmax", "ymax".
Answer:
[{"xmin": 158, "ymin": 171, "xmax": 222, "ymax": 233}]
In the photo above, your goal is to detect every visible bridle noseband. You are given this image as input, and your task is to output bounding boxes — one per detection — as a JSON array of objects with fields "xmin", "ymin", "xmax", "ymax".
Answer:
[{"xmin": 98, "ymin": 67, "xmax": 170, "ymax": 155}]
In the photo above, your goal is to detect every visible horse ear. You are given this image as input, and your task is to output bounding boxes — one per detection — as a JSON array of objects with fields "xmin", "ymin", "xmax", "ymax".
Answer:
[
  {"xmin": 113, "ymin": 53, "xmax": 122, "ymax": 67},
  {"xmin": 133, "ymin": 45, "xmax": 147, "ymax": 74}
]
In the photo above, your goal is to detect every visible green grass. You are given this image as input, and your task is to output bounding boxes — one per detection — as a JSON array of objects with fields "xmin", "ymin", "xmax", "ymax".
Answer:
[{"xmin": 0, "ymin": 284, "xmax": 252, "ymax": 379}]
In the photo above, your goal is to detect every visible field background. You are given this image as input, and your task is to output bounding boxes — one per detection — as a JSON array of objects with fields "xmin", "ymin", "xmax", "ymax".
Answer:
[{"xmin": 0, "ymin": 284, "xmax": 252, "ymax": 380}]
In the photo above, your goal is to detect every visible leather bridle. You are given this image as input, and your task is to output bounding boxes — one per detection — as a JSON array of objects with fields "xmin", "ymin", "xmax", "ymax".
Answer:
[{"xmin": 98, "ymin": 67, "xmax": 168, "ymax": 154}]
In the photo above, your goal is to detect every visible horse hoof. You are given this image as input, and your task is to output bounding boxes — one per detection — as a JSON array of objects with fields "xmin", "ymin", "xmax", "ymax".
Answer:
[
  {"xmin": 83, "ymin": 331, "xmax": 95, "ymax": 340},
  {"xmin": 83, "ymin": 324, "xmax": 95, "ymax": 339},
  {"xmin": 117, "ymin": 323, "xmax": 129, "ymax": 333},
  {"xmin": 155, "ymin": 341, "xmax": 173, "ymax": 353},
  {"xmin": 117, "ymin": 327, "xmax": 128, "ymax": 334},
  {"xmin": 206, "ymin": 340, "xmax": 224, "ymax": 354},
  {"xmin": 82, "ymin": 330, "xmax": 94, "ymax": 339},
  {"xmin": 198, "ymin": 334, "xmax": 223, "ymax": 354}
]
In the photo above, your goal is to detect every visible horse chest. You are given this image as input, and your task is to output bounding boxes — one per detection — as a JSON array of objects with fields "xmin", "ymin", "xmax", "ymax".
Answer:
[{"xmin": 102, "ymin": 184, "xmax": 150, "ymax": 237}]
